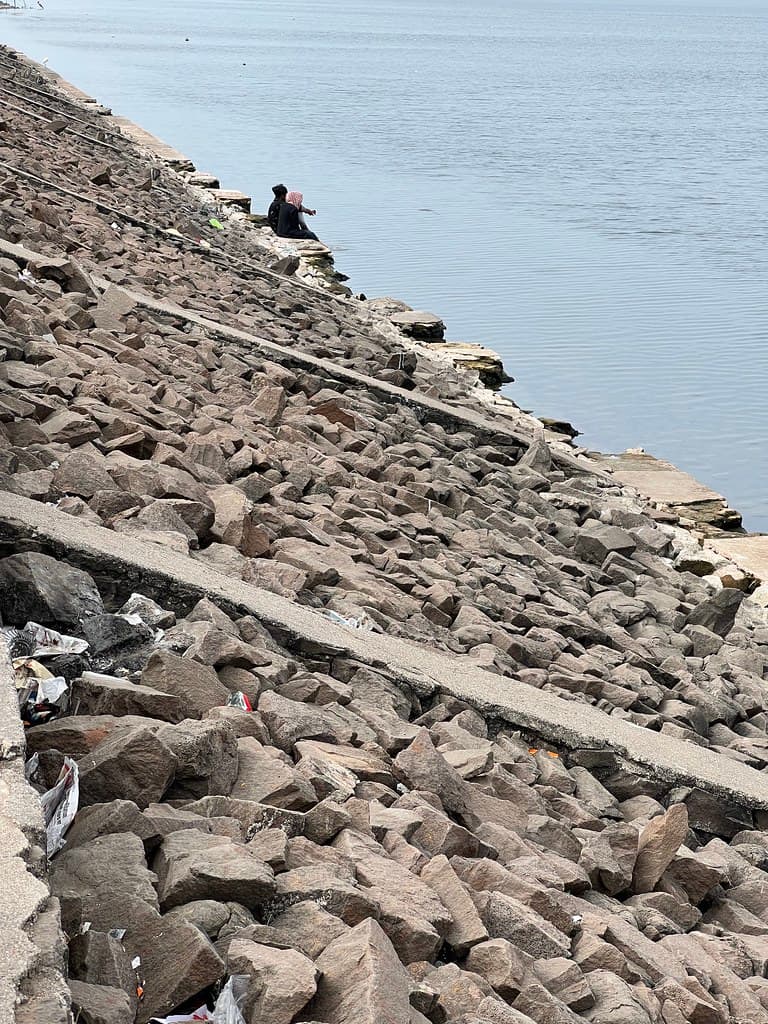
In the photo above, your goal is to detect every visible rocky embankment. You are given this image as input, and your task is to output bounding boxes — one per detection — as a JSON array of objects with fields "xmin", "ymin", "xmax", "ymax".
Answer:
[{"xmin": 4, "ymin": 43, "xmax": 768, "ymax": 1024}]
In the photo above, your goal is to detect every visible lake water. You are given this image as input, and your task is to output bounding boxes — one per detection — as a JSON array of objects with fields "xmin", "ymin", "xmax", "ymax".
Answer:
[{"xmin": 3, "ymin": 0, "xmax": 768, "ymax": 526}]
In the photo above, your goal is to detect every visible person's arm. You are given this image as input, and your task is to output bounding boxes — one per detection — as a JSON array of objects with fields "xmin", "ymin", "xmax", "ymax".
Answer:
[{"xmin": 300, "ymin": 204, "xmax": 316, "ymax": 216}]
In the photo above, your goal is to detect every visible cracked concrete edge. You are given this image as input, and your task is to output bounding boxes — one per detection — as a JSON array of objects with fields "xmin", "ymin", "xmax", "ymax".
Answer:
[
  {"xmin": 2, "ymin": 490, "xmax": 768, "ymax": 814},
  {"xmin": 0, "ymin": 646, "xmax": 70, "ymax": 1024}
]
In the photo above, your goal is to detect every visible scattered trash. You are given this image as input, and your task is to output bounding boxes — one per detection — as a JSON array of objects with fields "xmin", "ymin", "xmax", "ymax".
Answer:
[
  {"xmin": 14, "ymin": 658, "xmax": 69, "ymax": 727},
  {"xmin": 31, "ymin": 755, "xmax": 79, "ymax": 857},
  {"xmin": 17, "ymin": 267, "xmax": 35, "ymax": 284},
  {"xmin": 528, "ymin": 747, "xmax": 538, "ymax": 755},
  {"xmin": 212, "ymin": 976, "xmax": 248, "ymax": 1024},
  {"xmin": 226, "ymin": 691, "xmax": 253, "ymax": 712},
  {"xmin": 108, "ymin": 928, "xmax": 126, "ymax": 941},
  {"xmin": 323, "ymin": 610, "xmax": 376, "ymax": 632},
  {"xmin": 148, "ymin": 976, "xmax": 248, "ymax": 1023},
  {"xmin": 1, "ymin": 621, "xmax": 88, "ymax": 659},
  {"xmin": 209, "ymin": 218, "xmax": 224, "ymax": 231}
]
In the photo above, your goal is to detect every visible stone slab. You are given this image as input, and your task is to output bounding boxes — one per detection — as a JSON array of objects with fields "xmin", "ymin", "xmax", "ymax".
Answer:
[{"xmin": 597, "ymin": 452, "xmax": 725, "ymax": 507}]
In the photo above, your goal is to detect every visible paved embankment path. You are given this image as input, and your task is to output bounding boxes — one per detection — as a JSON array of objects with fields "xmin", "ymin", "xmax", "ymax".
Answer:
[{"xmin": 3, "ymin": 489, "xmax": 768, "ymax": 811}]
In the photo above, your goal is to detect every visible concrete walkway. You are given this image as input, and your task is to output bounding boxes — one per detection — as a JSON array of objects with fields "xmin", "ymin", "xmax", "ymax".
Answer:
[{"xmin": 3, "ymin": 491, "xmax": 768, "ymax": 812}]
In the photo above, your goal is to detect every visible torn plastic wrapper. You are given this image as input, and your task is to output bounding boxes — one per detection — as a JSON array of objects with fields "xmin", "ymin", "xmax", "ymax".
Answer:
[
  {"xmin": 14, "ymin": 657, "xmax": 69, "ymax": 727},
  {"xmin": 36, "ymin": 755, "xmax": 79, "ymax": 857},
  {"xmin": 148, "ymin": 976, "xmax": 248, "ymax": 1023},
  {"xmin": 226, "ymin": 691, "xmax": 252, "ymax": 712},
  {"xmin": 1, "ymin": 621, "xmax": 88, "ymax": 659},
  {"xmin": 324, "ymin": 609, "xmax": 377, "ymax": 632}
]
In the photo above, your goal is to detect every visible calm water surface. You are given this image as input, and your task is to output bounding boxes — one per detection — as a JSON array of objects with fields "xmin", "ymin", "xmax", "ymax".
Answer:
[{"xmin": 3, "ymin": 0, "xmax": 768, "ymax": 526}]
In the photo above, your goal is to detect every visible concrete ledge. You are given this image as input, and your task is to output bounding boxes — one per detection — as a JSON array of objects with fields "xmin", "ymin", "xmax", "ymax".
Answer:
[
  {"xmin": 3, "ymin": 491, "xmax": 768, "ymax": 813},
  {"xmin": 0, "ymin": 645, "xmax": 69, "ymax": 1024}
]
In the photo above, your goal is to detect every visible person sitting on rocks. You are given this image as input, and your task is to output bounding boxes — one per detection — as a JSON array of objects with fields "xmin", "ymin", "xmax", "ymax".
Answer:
[
  {"xmin": 277, "ymin": 190, "xmax": 319, "ymax": 241},
  {"xmin": 267, "ymin": 183, "xmax": 287, "ymax": 233}
]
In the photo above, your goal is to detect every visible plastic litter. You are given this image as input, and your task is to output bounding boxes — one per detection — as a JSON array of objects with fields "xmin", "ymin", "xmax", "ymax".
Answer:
[
  {"xmin": 14, "ymin": 657, "xmax": 69, "ymax": 727},
  {"xmin": 148, "ymin": 976, "xmax": 248, "ymax": 1023},
  {"xmin": 323, "ymin": 609, "xmax": 376, "ymax": 632},
  {"xmin": 33, "ymin": 755, "xmax": 79, "ymax": 857},
  {"xmin": 226, "ymin": 691, "xmax": 253, "ymax": 712},
  {"xmin": 1, "ymin": 621, "xmax": 88, "ymax": 659},
  {"xmin": 208, "ymin": 218, "xmax": 224, "ymax": 230},
  {"xmin": 212, "ymin": 976, "xmax": 248, "ymax": 1024}
]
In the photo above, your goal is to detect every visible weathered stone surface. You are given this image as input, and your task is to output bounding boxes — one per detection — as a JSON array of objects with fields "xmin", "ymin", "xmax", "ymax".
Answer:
[
  {"xmin": 473, "ymin": 890, "xmax": 571, "ymax": 960},
  {"xmin": 0, "ymin": 551, "xmax": 103, "ymax": 626},
  {"xmin": 333, "ymin": 829, "xmax": 451, "ymax": 962},
  {"xmin": 632, "ymin": 803, "xmax": 689, "ymax": 893},
  {"xmin": 308, "ymin": 918, "xmax": 412, "ymax": 1024},
  {"xmin": 78, "ymin": 726, "xmax": 178, "ymax": 809},
  {"xmin": 227, "ymin": 939, "xmax": 317, "ymax": 1024},
  {"xmin": 268, "ymin": 901, "xmax": 350, "ymax": 959},
  {"xmin": 420, "ymin": 854, "xmax": 488, "ymax": 953},
  {"xmin": 152, "ymin": 829, "xmax": 275, "ymax": 909},
  {"xmin": 157, "ymin": 718, "xmax": 239, "ymax": 799},
  {"xmin": 233, "ymin": 736, "xmax": 316, "ymax": 809},
  {"xmin": 141, "ymin": 649, "xmax": 230, "ymax": 718},
  {"xmin": 64, "ymin": 799, "xmax": 159, "ymax": 850},
  {"xmin": 465, "ymin": 938, "xmax": 534, "ymax": 999},
  {"xmin": 686, "ymin": 588, "xmax": 745, "ymax": 637},
  {"xmin": 50, "ymin": 832, "xmax": 159, "ymax": 933},
  {"xmin": 75, "ymin": 673, "xmax": 185, "ymax": 723},
  {"xmin": 68, "ymin": 930, "xmax": 136, "ymax": 1011},
  {"xmin": 68, "ymin": 981, "xmax": 133, "ymax": 1024}
]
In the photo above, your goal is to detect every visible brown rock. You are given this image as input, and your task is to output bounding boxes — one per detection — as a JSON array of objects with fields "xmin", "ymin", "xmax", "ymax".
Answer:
[
  {"xmin": 233, "ymin": 737, "xmax": 317, "ymax": 809},
  {"xmin": 141, "ymin": 650, "xmax": 230, "ymax": 718},
  {"xmin": 473, "ymin": 890, "xmax": 570, "ymax": 960},
  {"xmin": 78, "ymin": 726, "xmax": 177, "ymax": 809},
  {"xmin": 268, "ymin": 901, "xmax": 350, "ymax": 959},
  {"xmin": 420, "ymin": 854, "xmax": 488, "ymax": 953},
  {"xmin": 226, "ymin": 939, "xmax": 317, "ymax": 1024},
  {"xmin": 68, "ymin": 981, "xmax": 133, "ymax": 1024},
  {"xmin": 74, "ymin": 673, "xmax": 185, "ymax": 723},
  {"xmin": 465, "ymin": 938, "xmax": 534, "ymax": 1000},
  {"xmin": 533, "ymin": 958, "xmax": 594, "ymax": 1011},
  {"xmin": 308, "ymin": 918, "xmax": 412, "ymax": 1024},
  {"xmin": 152, "ymin": 829, "xmax": 275, "ymax": 910},
  {"xmin": 157, "ymin": 718, "xmax": 239, "ymax": 799},
  {"xmin": 333, "ymin": 829, "xmax": 451, "ymax": 962},
  {"xmin": 632, "ymin": 804, "xmax": 689, "ymax": 894}
]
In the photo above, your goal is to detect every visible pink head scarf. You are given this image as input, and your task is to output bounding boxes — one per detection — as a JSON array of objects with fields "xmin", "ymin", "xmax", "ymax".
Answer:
[{"xmin": 285, "ymin": 191, "xmax": 303, "ymax": 208}]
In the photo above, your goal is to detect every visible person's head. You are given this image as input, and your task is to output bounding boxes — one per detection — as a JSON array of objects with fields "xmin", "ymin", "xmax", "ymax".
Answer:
[
  {"xmin": 286, "ymin": 190, "xmax": 303, "ymax": 209},
  {"xmin": 272, "ymin": 184, "xmax": 287, "ymax": 200}
]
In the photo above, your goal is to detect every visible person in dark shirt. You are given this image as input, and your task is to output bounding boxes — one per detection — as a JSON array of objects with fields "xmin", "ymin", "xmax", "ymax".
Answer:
[
  {"xmin": 277, "ymin": 190, "xmax": 319, "ymax": 240},
  {"xmin": 267, "ymin": 183, "xmax": 287, "ymax": 233}
]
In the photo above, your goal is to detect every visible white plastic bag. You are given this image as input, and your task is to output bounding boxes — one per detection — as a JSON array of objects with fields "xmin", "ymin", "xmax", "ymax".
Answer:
[
  {"xmin": 212, "ymin": 976, "xmax": 248, "ymax": 1024},
  {"xmin": 38, "ymin": 756, "xmax": 79, "ymax": 857}
]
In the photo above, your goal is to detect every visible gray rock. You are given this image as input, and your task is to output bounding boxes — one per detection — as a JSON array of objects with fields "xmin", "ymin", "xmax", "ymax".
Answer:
[{"xmin": 0, "ymin": 551, "xmax": 103, "ymax": 627}]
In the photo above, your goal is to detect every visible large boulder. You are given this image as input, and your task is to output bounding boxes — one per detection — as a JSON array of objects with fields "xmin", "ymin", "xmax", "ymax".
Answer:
[
  {"xmin": 226, "ymin": 939, "xmax": 317, "ymax": 1024},
  {"xmin": 140, "ymin": 650, "xmax": 230, "ymax": 718},
  {"xmin": 232, "ymin": 737, "xmax": 316, "ymax": 809},
  {"xmin": 307, "ymin": 918, "xmax": 412, "ymax": 1024},
  {"xmin": 0, "ymin": 552, "xmax": 103, "ymax": 627},
  {"xmin": 686, "ymin": 589, "xmax": 745, "ymax": 638},
  {"xmin": 632, "ymin": 804, "xmax": 689, "ymax": 894},
  {"xmin": 152, "ymin": 829, "xmax": 275, "ymax": 910},
  {"xmin": 157, "ymin": 719, "xmax": 239, "ymax": 799},
  {"xmin": 78, "ymin": 726, "xmax": 178, "ymax": 809}
]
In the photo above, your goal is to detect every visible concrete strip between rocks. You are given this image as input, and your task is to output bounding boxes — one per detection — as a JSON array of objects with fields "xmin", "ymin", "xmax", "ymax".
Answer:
[
  {"xmin": 2, "ymin": 490, "xmax": 767, "ymax": 813},
  {"xmin": 0, "ymin": 644, "xmax": 69, "ymax": 1024}
]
